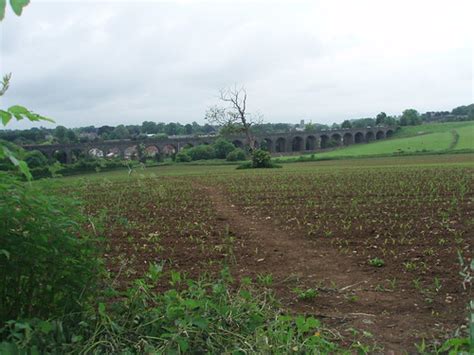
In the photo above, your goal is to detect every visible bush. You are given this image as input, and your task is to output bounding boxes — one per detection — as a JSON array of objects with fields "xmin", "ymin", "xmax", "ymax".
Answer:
[
  {"xmin": 175, "ymin": 151, "xmax": 192, "ymax": 162},
  {"xmin": 0, "ymin": 175, "xmax": 101, "ymax": 322},
  {"xmin": 187, "ymin": 145, "xmax": 216, "ymax": 161},
  {"xmin": 24, "ymin": 150, "xmax": 48, "ymax": 169},
  {"xmin": 213, "ymin": 138, "xmax": 236, "ymax": 159},
  {"xmin": 0, "ymin": 268, "xmax": 341, "ymax": 354},
  {"xmin": 30, "ymin": 166, "xmax": 52, "ymax": 179},
  {"xmin": 251, "ymin": 149, "xmax": 272, "ymax": 168},
  {"xmin": 226, "ymin": 148, "xmax": 246, "ymax": 161}
]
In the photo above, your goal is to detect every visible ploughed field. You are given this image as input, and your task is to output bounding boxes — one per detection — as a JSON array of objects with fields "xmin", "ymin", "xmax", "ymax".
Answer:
[{"xmin": 63, "ymin": 154, "xmax": 473, "ymax": 352}]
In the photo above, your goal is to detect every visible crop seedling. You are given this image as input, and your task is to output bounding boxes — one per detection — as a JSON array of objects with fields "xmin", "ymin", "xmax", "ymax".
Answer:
[
  {"xmin": 293, "ymin": 287, "xmax": 319, "ymax": 301},
  {"xmin": 368, "ymin": 257, "xmax": 385, "ymax": 267}
]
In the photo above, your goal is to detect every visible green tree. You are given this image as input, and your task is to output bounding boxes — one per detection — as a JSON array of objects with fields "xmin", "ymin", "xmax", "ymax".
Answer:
[
  {"xmin": 341, "ymin": 120, "xmax": 352, "ymax": 129},
  {"xmin": 375, "ymin": 112, "xmax": 387, "ymax": 125},
  {"xmin": 304, "ymin": 122, "xmax": 316, "ymax": 132},
  {"xmin": 184, "ymin": 123, "xmax": 193, "ymax": 135},
  {"xmin": 53, "ymin": 125, "xmax": 68, "ymax": 143},
  {"xmin": 164, "ymin": 122, "xmax": 178, "ymax": 136},
  {"xmin": 111, "ymin": 125, "xmax": 130, "ymax": 139},
  {"xmin": 187, "ymin": 145, "xmax": 216, "ymax": 160},
  {"xmin": 226, "ymin": 148, "xmax": 246, "ymax": 161},
  {"xmin": 142, "ymin": 121, "xmax": 158, "ymax": 134},
  {"xmin": 213, "ymin": 138, "xmax": 235, "ymax": 159},
  {"xmin": 401, "ymin": 109, "xmax": 421, "ymax": 126}
]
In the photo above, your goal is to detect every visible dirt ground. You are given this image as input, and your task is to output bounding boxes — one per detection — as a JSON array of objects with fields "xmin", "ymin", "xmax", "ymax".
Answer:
[{"xmin": 199, "ymin": 184, "xmax": 471, "ymax": 353}]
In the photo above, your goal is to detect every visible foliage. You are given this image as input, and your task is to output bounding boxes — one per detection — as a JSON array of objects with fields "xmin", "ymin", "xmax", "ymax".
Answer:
[
  {"xmin": 226, "ymin": 148, "xmax": 246, "ymax": 161},
  {"xmin": 236, "ymin": 149, "xmax": 280, "ymax": 169},
  {"xmin": 400, "ymin": 109, "xmax": 421, "ymax": 126},
  {"xmin": 24, "ymin": 150, "xmax": 47, "ymax": 168},
  {"xmin": 213, "ymin": 138, "xmax": 235, "ymax": 159},
  {"xmin": 0, "ymin": 0, "xmax": 30, "ymax": 20},
  {"xmin": 375, "ymin": 112, "xmax": 387, "ymax": 125},
  {"xmin": 368, "ymin": 257, "xmax": 385, "ymax": 267},
  {"xmin": 251, "ymin": 149, "xmax": 272, "ymax": 168},
  {"xmin": 0, "ymin": 175, "xmax": 101, "ymax": 323},
  {"xmin": 175, "ymin": 150, "xmax": 192, "ymax": 162},
  {"xmin": 341, "ymin": 120, "xmax": 352, "ymax": 129},
  {"xmin": 186, "ymin": 144, "xmax": 216, "ymax": 161},
  {"xmin": 0, "ymin": 268, "xmax": 340, "ymax": 354},
  {"xmin": 58, "ymin": 157, "xmax": 128, "ymax": 176}
]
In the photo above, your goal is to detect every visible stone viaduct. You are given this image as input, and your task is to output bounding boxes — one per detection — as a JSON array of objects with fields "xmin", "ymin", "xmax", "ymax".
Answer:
[{"xmin": 22, "ymin": 126, "xmax": 397, "ymax": 164}]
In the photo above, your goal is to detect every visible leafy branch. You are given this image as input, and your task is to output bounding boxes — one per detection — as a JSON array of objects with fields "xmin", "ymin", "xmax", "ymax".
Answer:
[{"xmin": 0, "ymin": 0, "xmax": 30, "ymax": 21}]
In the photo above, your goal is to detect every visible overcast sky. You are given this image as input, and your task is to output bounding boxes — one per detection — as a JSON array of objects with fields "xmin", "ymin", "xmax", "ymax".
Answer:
[{"xmin": 1, "ymin": 0, "xmax": 473, "ymax": 129}]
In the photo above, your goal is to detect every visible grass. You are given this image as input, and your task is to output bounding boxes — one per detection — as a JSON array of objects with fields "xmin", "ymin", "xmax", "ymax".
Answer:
[
  {"xmin": 280, "ymin": 121, "xmax": 474, "ymax": 161},
  {"xmin": 455, "ymin": 125, "xmax": 474, "ymax": 150}
]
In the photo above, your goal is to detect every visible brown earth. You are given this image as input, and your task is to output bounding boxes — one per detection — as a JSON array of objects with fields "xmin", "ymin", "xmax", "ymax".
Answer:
[{"xmin": 199, "ymin": 183, "xmax": 470, "ymax": 353}]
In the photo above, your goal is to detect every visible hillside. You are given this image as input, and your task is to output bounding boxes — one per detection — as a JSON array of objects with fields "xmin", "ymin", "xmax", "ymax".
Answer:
[{"xmin": 295, "ymin": 121, "xmax": 474, "ymax": 160}]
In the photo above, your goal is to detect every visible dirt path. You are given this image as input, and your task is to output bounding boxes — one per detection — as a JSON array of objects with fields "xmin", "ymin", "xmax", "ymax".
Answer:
[{"xmin": 202, "ymin": 184, "xmax": 447, "ymax": 353}]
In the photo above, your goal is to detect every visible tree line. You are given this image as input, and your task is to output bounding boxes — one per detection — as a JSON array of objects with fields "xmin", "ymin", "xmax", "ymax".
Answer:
[{"xmin": 0, "ymin": 103, "xmax": 472, "ymax": 146}]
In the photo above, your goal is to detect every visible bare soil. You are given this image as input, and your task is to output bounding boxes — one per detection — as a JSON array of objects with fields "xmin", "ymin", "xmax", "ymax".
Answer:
[{"xmin": 200, "ymin": 184, "xmax": 470, "ymax": 353}]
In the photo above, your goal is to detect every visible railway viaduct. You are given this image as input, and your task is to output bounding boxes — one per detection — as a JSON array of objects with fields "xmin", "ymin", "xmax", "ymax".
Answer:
[{"xmin": 22, "ymin": 126, "xmax": 397, "ymax": 164}]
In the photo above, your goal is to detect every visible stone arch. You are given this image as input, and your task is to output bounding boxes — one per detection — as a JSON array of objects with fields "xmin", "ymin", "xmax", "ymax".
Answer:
[
  {"xmin": 343, "ymin": 133, "xmax": 353, "ymax": 146},
  {"xmin": 275, "ymin": 137, "xmax": 286, "ymax": 153},
  {"xmin": 162, "ymin": 144, "xmax": 177, "ymax": 156},
  {"xmin": 376, "ymin": 131, "xmax": 385, "ymax": 140},
  {"xmin": 71, "ymin": 148, "xmax": 84, "ymax": 162},
  {"xmin": 305, "ymin": 135, "xmax": 316, "ymax": 150},
  {"xmin": 260, "ymin": 138, "xmax": 273, "ymax": 152},
  {"xmin": 386, "ymin": 130, "xmax": 394, "ymax": 138},
  {"xmin": 232, "ymin": 140, "xmax": 244, "ymax": 149},
  {"xmin": 124, "ymin": 145, "xmax": 138, "ymax": 160},
  {"xmin": 89, "ymin": 148, "xmax": 104, "ymax": 158},
  {"xmin": 292, "ymin": 136, "xmax": 304, "ymax": 152},
  {"xmin": 366, "ymin": 131, "xmax": 375, "ymax": 142},
  {"xmin": 331, "ymin": 133, "xmax": 342, "ymax": 146},
  {"xmin": 354, "ymin": 132, "xmax": 364, "ymax": 143},
  {"xmin": 320, "ymin": 134, "xmax": 330, "ymax": 149},
  {"xmin": 53, "ymin": 149, "xmax": 68, "ymax": 164},
  {"xmin": 144, "ymin": 145, "xmax": 160, "ymax": 157},
  {"xmin": 106, "ymin": 147, "xmax": 122, "ymax": 159}
]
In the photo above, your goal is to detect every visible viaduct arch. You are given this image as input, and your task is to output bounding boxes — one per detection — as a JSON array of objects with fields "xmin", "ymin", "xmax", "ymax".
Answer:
[{"xmin": 22, "ymin": 126, "xmax": 397, "ymax": 164}]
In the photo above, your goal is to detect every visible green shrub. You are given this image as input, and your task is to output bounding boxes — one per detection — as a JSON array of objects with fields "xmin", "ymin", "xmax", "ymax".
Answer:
[
  {"xmin": 0, "ymin": 268, "xmax": 340, "ymax": 354},
  {"xmin": 251, "ymin": 149, "xmax": 272, "ymax": 168},
  {"xmin": 24, "ymin": 150, "xmax": 48, "ymax": 169},
  {"xmin": 187, "ymin": 145, "xmax": 216, "ymax": 161},
  {"xmin": 226, "ymin": 148, "xmax": 246, "ymax": 161},
  {"xmin": 213, "ymin": 138, "xmax": 236, "ymax": 159},
  {"xmin": 30, "ymin": 166, "xmax": 52, "ymax": 179},
  {"xmin": 175, "ymin": 151, "xmax": 192, "ymax": 162},
  {"xmin": 0, "ymin": 175, "xmax": 101, "ymax": 322}
]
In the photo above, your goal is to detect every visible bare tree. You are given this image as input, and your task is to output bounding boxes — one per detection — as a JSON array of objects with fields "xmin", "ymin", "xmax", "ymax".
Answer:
[{"xmin": 205, "ymin": 86, "xmax": 262, "ymax": 151}]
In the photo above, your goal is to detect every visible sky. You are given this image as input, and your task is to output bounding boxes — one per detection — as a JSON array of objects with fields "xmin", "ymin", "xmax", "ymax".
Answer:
[{"xmin": 0, "ymin": 0, "xmax": 473, "ymax": 129}]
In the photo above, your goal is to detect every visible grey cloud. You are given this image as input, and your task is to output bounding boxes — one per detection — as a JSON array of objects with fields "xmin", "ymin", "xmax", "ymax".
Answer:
[{"xmin": 0, "ymin": 0, "xmax": 472, "ymax": 129}]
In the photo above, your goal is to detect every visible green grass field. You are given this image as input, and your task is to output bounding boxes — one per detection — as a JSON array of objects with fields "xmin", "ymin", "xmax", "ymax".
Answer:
[{"xmin": 284, "ymin": 121, "xmax": 473, "ymax": 160}]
